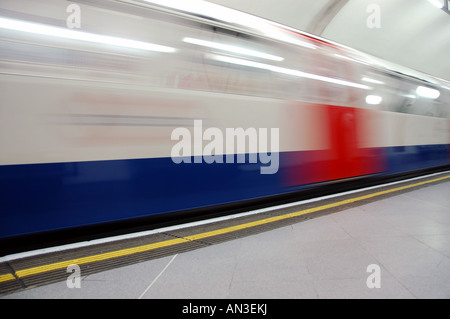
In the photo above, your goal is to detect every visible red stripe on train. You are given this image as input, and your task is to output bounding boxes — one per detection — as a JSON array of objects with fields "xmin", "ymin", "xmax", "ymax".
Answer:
[{"xmin": 285, "ymin": 104, "xmax": 386, "ymax": 186}]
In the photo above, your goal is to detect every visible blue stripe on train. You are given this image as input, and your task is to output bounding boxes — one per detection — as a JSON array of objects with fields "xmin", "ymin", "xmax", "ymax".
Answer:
[
  {"xmin": 0, "ymin": 155, "xmax": 283, "ymax": 239},
  {"xmin": 0, "ymin": 144, "xmax": 448, "ymax": 239},
  {"xmin": 386, "ymin": 144, "xmax": 449, "ymax": 174}
]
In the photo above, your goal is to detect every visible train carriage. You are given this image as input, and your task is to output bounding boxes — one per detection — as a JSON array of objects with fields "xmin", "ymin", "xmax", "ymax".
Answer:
[{"xmin": 0, "ymin": 0, "xmax": 449, "ymax": 247}]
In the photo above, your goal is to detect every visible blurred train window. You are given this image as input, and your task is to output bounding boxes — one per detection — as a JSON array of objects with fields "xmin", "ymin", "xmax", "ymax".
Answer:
[
  {"xmin": 389, "ymin": 80, "xmax": 415, "ymax": 114},
  {"xmin": 178, "ymin": 33, "xmax": 277, "ymax": 98},
  {"xmin": 177, "ymin": 24, "xmax": 318, "ymax": 100},
  {"xmin": 0, "ymin": 40, "xmax": 134, "ymax": 73},
  {"xmin": 270, "ymin": 45, "xmax": 315, "ymax": 102},
  {"xmin": 0, "ymin": 5, "xmax": 182, "ymax": 85},
  {"xmin": 1, "ymin": 0, "xmax": 447, "ymax": 118},
  {"xmin": 411, "ymin": 97, "xmax": 441, "ymax": 117},
  {"xmin": 387, "ymin": 77, "xmax": 445, "ymax": 118},
  {"xmin": 305, "ymin": 49, "xmax": 352, "ymax": 106}
]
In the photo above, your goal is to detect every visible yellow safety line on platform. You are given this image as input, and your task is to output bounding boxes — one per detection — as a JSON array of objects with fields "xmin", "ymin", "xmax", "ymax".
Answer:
[
  {"xmin": 0, "ymin": 274, "xmax": 15, "ymax": 283},
  {"xmin": 1, "ymin": 174, "xmax": 449, "ymax": 284}
]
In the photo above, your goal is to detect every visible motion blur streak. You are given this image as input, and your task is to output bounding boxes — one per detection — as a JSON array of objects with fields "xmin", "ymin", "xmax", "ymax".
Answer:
[
  {"xmin": 0, "ymin": 17, "xmax": 176, "ymax": 52},
  {"xmin": 208, "ymin": 54, "xmax": 371, "ymax": 89},
  {"xmin": 0, "ymin": 0, "xmax": 449, "ymax": 241}
]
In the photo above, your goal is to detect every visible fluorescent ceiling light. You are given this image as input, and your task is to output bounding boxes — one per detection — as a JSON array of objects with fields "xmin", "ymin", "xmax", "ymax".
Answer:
[
  {"xmin": 183, "ymin": 37, "xmax": 284, "ymax": 61},
  {"xmin": 428, "ymin": 0, "xmax": 444, "ymax": 8},
  {"xmin": 362, "ymin": 77, "xmax": 385, "ymax": 85},
  {"xmin": 416, "ymin": 86, "xmax": 440, "ymax": 99},
  {"xmin": 209, "ymin": 54, "xmax": 370, "ymax": 90},
  {"xmin": 365, "ymin": 95, "xmax": 383, "ymax": 105},
  {"xmin": 0, "ymin": 17, "xmax": 176, "ymax": 53}
]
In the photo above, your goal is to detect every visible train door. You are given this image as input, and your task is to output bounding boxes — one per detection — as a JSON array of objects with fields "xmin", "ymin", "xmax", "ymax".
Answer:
[{"xmin": 312, "ymin": 49, "xmax": 385, "ymax": 182}]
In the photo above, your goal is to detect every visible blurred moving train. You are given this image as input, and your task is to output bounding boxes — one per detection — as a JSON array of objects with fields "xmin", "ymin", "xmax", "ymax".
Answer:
[{"xmin": 1, "ymin": 0, "xmax": 449, "ymax": 247}]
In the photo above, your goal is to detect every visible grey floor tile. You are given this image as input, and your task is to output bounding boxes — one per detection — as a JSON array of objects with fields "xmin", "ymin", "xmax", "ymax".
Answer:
[
  {"xmin": 291, "ymin": 216, "xmax": 352, "ymax": 243},
  {"xmin": 414, "ymin": 234, "xmax": 450, "ymax": 258},
  {"xmin": 314, "ymin": 277, "xmax": 415, "ymax": 299},
  {"xmin": 228, "ymin": 280, "xmax": 318, "ymax": 299}
]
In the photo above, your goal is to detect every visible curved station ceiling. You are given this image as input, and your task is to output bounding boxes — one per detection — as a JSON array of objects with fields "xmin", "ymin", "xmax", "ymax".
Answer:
[{"xmin": 208, "ymin": 0, "xmax": 450, "ymax": 82}]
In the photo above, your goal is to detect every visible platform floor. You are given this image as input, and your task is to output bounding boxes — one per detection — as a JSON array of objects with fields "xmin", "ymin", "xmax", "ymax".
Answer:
[{"xmin": 1, "ymin": 172, "xmax": 450, "ymax": 299}]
